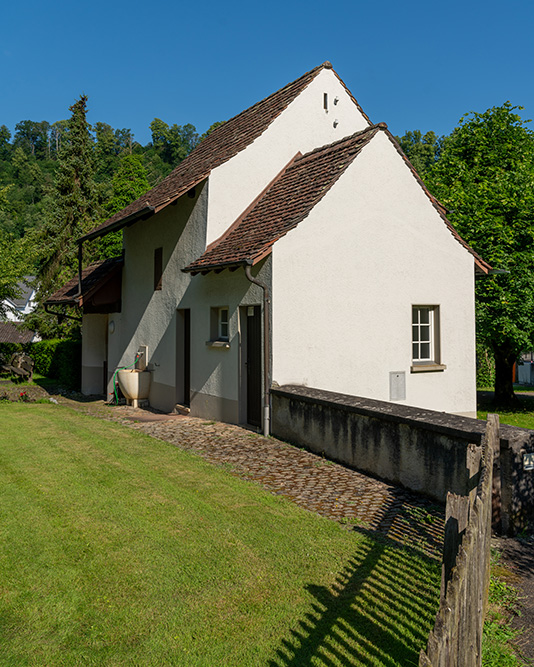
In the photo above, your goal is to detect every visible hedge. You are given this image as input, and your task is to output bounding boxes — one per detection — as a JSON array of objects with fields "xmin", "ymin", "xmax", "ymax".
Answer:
[
  {"xmin": 31, "ymin": 339, "xmax": 81, "ymax": 390},
  {"xmin": 0, "ymin": 339, "xmax": 81, "ymax": 390}
]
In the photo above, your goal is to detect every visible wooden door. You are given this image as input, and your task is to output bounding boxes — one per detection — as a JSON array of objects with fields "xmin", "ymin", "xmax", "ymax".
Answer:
[
  {"xmin": 247, "ymin": 305, "xmax": 262, "ymax": 427},
  {"xmin": 176, "ymin": 309, "xmax": 191, "ymax": 406}
]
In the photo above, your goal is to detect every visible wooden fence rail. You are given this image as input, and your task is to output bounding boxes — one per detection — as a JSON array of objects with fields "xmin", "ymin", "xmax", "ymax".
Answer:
[{"xmin": 419, "ymin": 414, "xmax": 497, "ymax": 666}]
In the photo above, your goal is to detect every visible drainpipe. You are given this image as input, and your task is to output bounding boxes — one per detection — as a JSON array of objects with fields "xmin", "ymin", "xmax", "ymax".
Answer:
[
  {"xmin": 76, "ymin": 240, "xmax": 83, "ymax": 299},
  {"xmin": 244, "ymin": 264, "xmax": 271, "ymax": 436}
]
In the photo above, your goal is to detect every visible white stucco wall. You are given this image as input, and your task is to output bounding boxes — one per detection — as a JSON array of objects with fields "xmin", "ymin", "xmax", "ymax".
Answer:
[
  {"xmin": 81, "ymin": 313, "xmax": 108, "ymax": 395},
  {"xmin": 110, "ymin": 180, "xmax": 268, "ymax": 417},
  {"xmin": 109, "ymin": 183, "xmax": 208, "ymax": 409},
  {"xmin": 205, "ymin": 69, "xmax": 370, "ymax": 245},
  {"xmin": 271, "ymin": 131, "xmax": 477, "ymax": 416}
]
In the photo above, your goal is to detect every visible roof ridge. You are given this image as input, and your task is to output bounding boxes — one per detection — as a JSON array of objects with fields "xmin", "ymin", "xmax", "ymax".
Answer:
[
  {"xmin": 199, "ymin": 62, "xmax": 328, "ymax": 132},
  {"xmin": 295, "ymin": 123, "xmax": 384, "ymax": 164}
]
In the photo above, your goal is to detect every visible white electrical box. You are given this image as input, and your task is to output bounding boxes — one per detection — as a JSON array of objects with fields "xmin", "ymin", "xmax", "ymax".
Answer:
[{"xmin": 389, "ymin": 371, "xmax": 406, "ymax": 401}]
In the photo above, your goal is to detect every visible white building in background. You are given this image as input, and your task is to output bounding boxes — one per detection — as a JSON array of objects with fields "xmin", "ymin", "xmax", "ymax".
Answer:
[
  {"xmin": 2, "ymin": 279, "xmax": 37, "ymax": 322},
  {"xmin": 47, "ymin": 62, "xmax": 490, "ymax": 424}
]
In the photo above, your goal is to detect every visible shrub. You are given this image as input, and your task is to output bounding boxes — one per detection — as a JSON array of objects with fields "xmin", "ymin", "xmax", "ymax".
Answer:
[
  {"xmin": 477, "ymin": 343, "xmax": 495, "ymax": 389},
  {"xmin": 0, "ymin": 342, "xmax": 25, "ymax": 361},
  {"xmin": 31, "ymin": 339, "xmax": 81, "ymax": 390}
]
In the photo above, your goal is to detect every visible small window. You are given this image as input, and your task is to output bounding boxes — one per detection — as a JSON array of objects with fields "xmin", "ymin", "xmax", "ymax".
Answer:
[
  {"xmin": 218, "ymin": 307, "xmax": 229, "ymax": 341},
  {"xmin": 154, "ymin": 247, "xmax": 163, "ymax": 291},
  {"xmin": 209, "ymin": 306, "xmax": 230, "ymax": 345},
  {"xmin": 412, "ymin": 306, "xmax": 442, "ymax": 369},
  {"xmin": 412, "ymin": 306, "xmax": 433, "ymax": 362}
]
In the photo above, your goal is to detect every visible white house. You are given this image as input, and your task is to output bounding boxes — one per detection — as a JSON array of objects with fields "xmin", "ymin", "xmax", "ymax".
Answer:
[
  {"xmin": 2, "ymin": 279, "xmax": 37, "ymax": 322},
  {"xmin": 47, "ymin": 62, "xmax": 490, "ymax": 425}
]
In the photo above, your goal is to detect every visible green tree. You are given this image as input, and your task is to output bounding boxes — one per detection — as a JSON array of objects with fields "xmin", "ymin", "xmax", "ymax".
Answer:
[
  {"xmin": 199, "ymin": 120, "xmax": 226, "ymax": 142},
  {"xmin": 0, "ymin": 125, "xmax": 11, "ymax": 160},
  {"xmin": 149, "ymin": 118, "xmax": 199, "ymax": 165},
  {"xmin": 14, "ymin": 120, "xmax": 50, "ymax": 159},
  {"xmin": 98, "ymin": 154, "xmax": 150, "ymax": 259},
  {"xmin": 31, "ymin": 95, "xmax": 99, "ymax": 337},
  {"xmin": 50, "ymin": 120, "xmax": 68, "ymax": 158},
  {"xmin": 396, "ymin": 129, "xmax": 441, "ymax": 179},
  {"xmin": 427, "ymin": 102, "xmax": 534, "ymax": 405}
]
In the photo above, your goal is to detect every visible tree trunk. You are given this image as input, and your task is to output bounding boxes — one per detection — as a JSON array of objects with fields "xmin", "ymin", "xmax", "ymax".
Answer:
[{"xmin": 493, "ymin": 344, "xmax": 518, "ymax": 406}]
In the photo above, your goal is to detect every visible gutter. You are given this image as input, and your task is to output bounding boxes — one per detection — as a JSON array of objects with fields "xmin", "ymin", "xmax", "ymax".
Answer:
[
  {"xmin": 244, "ymin": 264, "xmax": 271, "ymax": 436},
  {"xmin": 44, "ymin": 303, "xmax": 82, "ymax": 322},
  {"xmin": 78, "ymin": 205, "xmax": 156, "ymax": 244}
]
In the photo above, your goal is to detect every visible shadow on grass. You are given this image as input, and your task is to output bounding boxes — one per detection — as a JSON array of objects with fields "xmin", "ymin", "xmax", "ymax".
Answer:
[
  {"xmin": 478, "ymin": 389, "xmax": 534, "ymax": 412},
  {"xmin": 269, "ymin": 495, "xmax": 441, "ymax": 667}
]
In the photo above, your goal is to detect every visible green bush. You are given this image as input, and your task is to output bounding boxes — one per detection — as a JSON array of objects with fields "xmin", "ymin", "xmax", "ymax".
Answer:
[
  {"xmin": 0, "ymin": 342, "xmax": 25, "ymax": 361},
  {"xmin": 477, "ymin": 344, "xmax": 495, "ymax": 389},
  {"xmin": 31, "ymin": 339, "xmax": 81, "ymax": 390}
]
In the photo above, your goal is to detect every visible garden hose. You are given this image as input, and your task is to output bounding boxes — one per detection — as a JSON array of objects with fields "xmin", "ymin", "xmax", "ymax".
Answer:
[{"xmin": 111, "ymin": 353, "xmax": 141, "ymax": 405}]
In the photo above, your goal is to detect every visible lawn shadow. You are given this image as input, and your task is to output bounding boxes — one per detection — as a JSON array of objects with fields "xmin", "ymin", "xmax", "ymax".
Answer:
[{"xmin": 269, "ymin": 494, "xmax": 441, "ymax": 667}]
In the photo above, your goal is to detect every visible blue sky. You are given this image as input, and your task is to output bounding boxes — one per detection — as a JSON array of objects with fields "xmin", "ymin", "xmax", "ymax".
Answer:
[{"xmin": 2, "ymin": 0, "xmax": 534, "ymax": 145}]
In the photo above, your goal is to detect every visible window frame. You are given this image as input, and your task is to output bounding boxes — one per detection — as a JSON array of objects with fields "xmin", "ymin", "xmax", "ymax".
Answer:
[
  {"xmin": 411, "ymin": 305, "xmax": 446, "ymax": 372},
  {"xmin": 218, "ymin": 307, "xmax": 229, "ymax": 341}
]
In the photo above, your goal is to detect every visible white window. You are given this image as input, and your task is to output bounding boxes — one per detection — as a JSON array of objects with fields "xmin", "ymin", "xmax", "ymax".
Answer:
[
  {"xmin": 218, "ymin": 307, "xmax": 229, "ymax": 341},
  {"xmin": 412, "ymin": 306, "xmax": 437, "ymax": 363}
]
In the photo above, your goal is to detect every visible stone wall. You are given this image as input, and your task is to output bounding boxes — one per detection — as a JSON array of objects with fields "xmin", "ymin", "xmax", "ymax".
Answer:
[
  {"xmin": 271, "ymin": 385, "xmax": 534, "ymax": 533},
  {"xmin": 419, "ymin": 415, "xmax": 496, "ymax": 666}
]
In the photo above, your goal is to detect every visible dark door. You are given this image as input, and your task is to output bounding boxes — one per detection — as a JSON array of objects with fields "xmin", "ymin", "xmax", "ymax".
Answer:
[
  {"xmin": 177, "ymin": 309, "xmax": 191, "ymax": 406},
  {"xmin": 247, "ymin": 306, "xmax": 262, "ymax": 427}
]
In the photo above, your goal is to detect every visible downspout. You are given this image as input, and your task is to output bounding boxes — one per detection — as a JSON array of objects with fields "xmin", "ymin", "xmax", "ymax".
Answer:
[
  {"xmin": 244, "ymin": 264, "xmax": 271, "ymax": 436},
  {"xmin": 76, "ymin": 240, "xmax": 83, "ymax": 298}
]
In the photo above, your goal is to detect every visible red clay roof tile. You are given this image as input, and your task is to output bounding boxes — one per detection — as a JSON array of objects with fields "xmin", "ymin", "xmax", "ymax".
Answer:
[
  {"xmin": 45, "ymin": 256, "xmax": 123, "ymax": 305},
  {"xmin": 183, "ymin": 126, "xmax": 380, "ymax": 273},
  {"xmin": 82, "ymin": 62, "xmax": 364, "ymax": 242}
]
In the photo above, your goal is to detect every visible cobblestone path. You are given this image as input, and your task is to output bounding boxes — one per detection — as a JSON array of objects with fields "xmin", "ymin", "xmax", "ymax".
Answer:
[{"xmin": 63, "ymin": 399, "xmax": 445, "ymax": 559}]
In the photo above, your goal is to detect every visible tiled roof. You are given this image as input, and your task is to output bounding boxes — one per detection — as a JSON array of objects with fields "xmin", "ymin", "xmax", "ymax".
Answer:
[
  {"xmin": 184, "ymin": 124, "xmax": 492, "ymax": 275},
  {"xmin": 82, "ymin": 62, "xmax": 369, "ymax": 243},
  {"xmin": 183, "ymin": 126, "xmax": 380, "ymax": 274},
  {"xmin": 5, "ymin": 279, "xmax": 36, "ymax": 309},
  {"xmin": 384, "ymin": 131, "xmax": 492, "ymax": 274},
  {"xmin": 0, "ymin": 322, "xmax": 36, "ymax": 345},
  {"xmin": 46, "ymin": 256, "xmax": 123, "ymax": 305}
]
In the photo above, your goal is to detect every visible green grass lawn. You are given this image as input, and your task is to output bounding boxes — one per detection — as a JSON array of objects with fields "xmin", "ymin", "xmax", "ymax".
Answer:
[
  {"xmin": 0, "ymin": 403, "xmax": 440, "ymax": 666},
  {"xmin": 478, "ymin": 390, "xmax": 534, "ymax": 429}
]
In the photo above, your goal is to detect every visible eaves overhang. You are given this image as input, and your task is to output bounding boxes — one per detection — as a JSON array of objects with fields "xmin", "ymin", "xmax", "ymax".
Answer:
[{"xmin": 78, "ymin": 205, "xmax": 156, "ymax": 244}]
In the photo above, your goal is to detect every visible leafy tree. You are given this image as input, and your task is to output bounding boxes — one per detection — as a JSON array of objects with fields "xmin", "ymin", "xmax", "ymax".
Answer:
[
  {"xmin": 199, "ymin": 120, "xmax": 226, "ymax": 142},
  {"xmin": 50, "ymin": 120, "xmax": 68, "ymax": 158},
  {"xmin": 396, "ymin": 129, "xmax": 441, "ymax": 179},
  {"xmin": 0, "ymin": 125, "xmax": 11, "ymax": 160},
  {"xmin": 98, "ymin": 154, "xmax": 150, "ymax": 259},
  {"xmin": 149, "ymin": 118, "xmax": 199, "ymax": 165},
  {"xmin": 0, "ymin": 206, "xmax": 32, "ymax": 318},
  {"xmin": 427, "ymin": 102, "xmax": 534, "ymax": 405},
  {"xmin": 14, "ymin": 120, "xmax": 50, "ymax": 159}
]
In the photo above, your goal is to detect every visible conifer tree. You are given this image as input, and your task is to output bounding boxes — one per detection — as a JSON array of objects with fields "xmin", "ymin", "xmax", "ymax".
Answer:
[
  {"xmin": 27, "ymin": 95, "xmax": 99, "ymax": 338},
  {"xmin": 38, "ymin": 94, "xmax": 99, "ymax": 293}
]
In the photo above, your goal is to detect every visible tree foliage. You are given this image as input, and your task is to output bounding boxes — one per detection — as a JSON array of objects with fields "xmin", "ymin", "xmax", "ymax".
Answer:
[
  {"xmin": 36, "ymin": 95, "xmax": 99, "ymax": 293},
  {"xmin": 0, "ymin": 102, "xmax": 219, "ymax": 338},
  {"xmin": 149, "ymin": 119, "xmax": 200, "ymax": 165},
  {"xmin": 427, "ymin": 103, "xmax": 534, "ymax": 404},
  {"xmin": 396, "ymin": 129, "xmax": 441, "ymax": 179},
  {"xmin": 98, "ymin": 154, "xmax": 150, "ymax": 260}
]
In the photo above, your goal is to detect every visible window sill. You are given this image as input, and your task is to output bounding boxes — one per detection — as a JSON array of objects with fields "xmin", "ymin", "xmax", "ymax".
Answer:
[
  {"xmin": 206, "ymin": 340, "xmax": 230, "ymax": 349},
  {"xmin": 411, "ymin": 363, "xmax": 447, "ymax": 373}
]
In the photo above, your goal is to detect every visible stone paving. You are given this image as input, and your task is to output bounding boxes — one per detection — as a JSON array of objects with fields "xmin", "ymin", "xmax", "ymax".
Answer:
[{"xmin": 57, "ymin": 398, "xmax": 446, "ymax": 559}]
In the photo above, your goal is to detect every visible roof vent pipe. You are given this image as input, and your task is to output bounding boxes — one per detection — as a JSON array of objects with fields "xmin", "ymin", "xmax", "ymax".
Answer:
[{"xmin": 244, "ymin": 264, "xmax": 271, "ymax": 436}]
